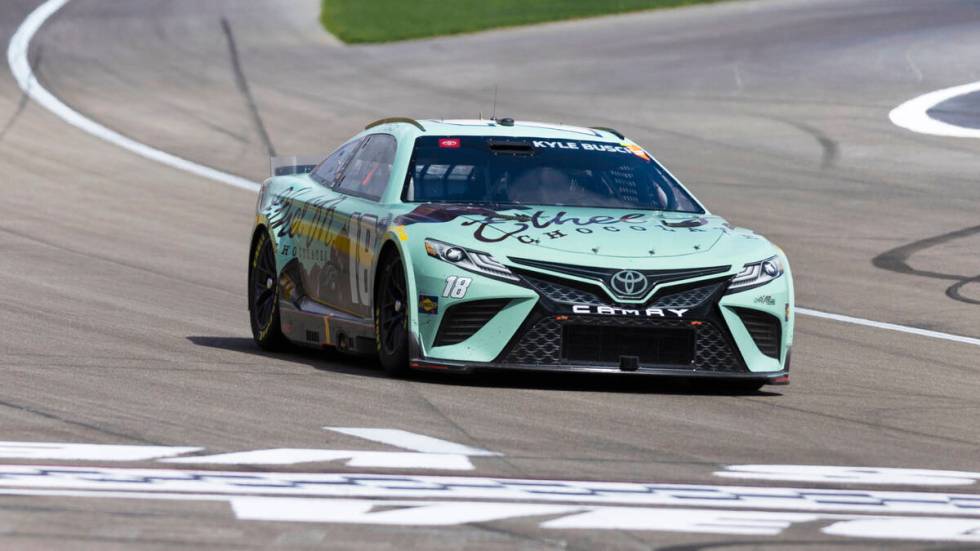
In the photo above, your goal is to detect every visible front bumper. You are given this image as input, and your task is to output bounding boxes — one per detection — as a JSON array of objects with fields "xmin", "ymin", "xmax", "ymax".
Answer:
[
  {"xmin": 412, "ymin": 255, "xmax": 793, "ymax": 380},
  {"xmin": 410, "ymin": 358, "xmax": 789, "ymax": 384}
]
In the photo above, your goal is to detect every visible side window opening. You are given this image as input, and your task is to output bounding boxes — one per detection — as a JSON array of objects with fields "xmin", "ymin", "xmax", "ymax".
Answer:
[
  {"xmin": 336, "ymin": 134, "xmax": 397, "ymax": 201},
  {"xmin": 310, "ymin": 139, "xmax": 361, "ymax": 186}
]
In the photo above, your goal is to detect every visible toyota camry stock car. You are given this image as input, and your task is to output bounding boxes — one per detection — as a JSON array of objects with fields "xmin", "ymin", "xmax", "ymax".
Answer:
[{"xmin": 249, "ymin": 117, "xmax": 793, "ymax": 390}]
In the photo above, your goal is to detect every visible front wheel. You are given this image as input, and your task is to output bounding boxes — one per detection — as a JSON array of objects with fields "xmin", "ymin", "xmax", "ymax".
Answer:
[
  {"xmin": 375, "ymin": 252, "xmax": 410, "ymax": 376},
  {"xmin": 249, "ymin": 230, "xmax": 288, "ymax": 350}
]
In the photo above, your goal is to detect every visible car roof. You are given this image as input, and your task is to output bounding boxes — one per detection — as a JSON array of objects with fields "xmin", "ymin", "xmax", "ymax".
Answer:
[{"xmin": 365, "ymin": 118, "xmax": 628, "ymax": 143}]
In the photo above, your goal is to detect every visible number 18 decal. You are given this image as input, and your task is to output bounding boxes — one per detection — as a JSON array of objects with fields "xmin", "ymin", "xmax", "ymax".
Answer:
[
  {"xmin": 349, "ymin": 213, "xmax": 377, "ymax": 305},
  {"xmin": 443, "ymin": 276, "xmax": 472, "ymax": 298}
]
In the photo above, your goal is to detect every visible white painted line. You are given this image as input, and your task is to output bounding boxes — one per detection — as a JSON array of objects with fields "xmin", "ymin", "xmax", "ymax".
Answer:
[
  {"xmin": 796, "ymin": 307, "xmax": 980, "ymax": 347},
  {"xmin": 823, "ymin": 516, "xmax": 980, "ymax": 542},
  {"xmin": 4, "ymin": 487, "xmax": 979, "ymax": 541},
  {"xmin": 0, "ymin": 487, "xmax": 227, "ymax": 503},
  {"xmin": 889, "ymin": 81, "xmax": 980, "ymax": 138},
  {"xmin": 233, "ymin": 498, "xmax": 826, "ymax": 536},
  {"xmin": 716, "ymin": 465, "xmax": 980, "ymax": 487},
  {"xmin": 163, "ymin": 449, "xmax": 476, "ymax": 470},
  {"xmin": 165, "ymin": 428, "xmax": 500, "ymax": 469},
  {"xmin": 325, "ymin": 428, "xmax": 500, "ymax": 456},
  {"xmin": 231, "ymin": 497, "xmax": 579, "ymax": 526},
  {"xmin": 8, "ymin": 0, "xmax": 979, "ymax": 350},
  {"xmin": 541, "ymin": 506, "xmax": 820, "ymax": 536},
  {"xmin": 7, "ymin": 0, "xmax": 260, "ymax": 192},
  {"xmin": 2, "ymin": 465, "xmax": 980, "ymax": 517},
  {"xmin": 0, "ymin": 441, "xmax": 200, "ymax": 461}
]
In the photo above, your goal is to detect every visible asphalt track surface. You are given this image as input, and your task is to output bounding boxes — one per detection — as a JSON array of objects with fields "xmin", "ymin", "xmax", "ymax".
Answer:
[{"xmin": 0, "ymin": 0, "xmax": 979, "ymax": 548}]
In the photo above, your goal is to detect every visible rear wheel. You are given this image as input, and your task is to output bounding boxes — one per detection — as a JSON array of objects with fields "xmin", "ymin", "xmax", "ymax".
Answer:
[
  {"xmin": 375, "ymin": 252, "xmax": 410, "ymax": 376},
  {"xmin": 249, "ymin": 230, "xmax": 288, "ymax": 350}
]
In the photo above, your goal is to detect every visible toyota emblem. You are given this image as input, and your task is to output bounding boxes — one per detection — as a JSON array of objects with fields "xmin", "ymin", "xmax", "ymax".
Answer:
[{"xmin": 609, "ymin": 270, "xmax": 649, "ymax": 297}]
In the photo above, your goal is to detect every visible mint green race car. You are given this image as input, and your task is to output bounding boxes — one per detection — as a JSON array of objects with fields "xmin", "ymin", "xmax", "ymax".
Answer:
[{"xmin": 249, "ymin": 118, "xmax": 793, "ymax": 390}]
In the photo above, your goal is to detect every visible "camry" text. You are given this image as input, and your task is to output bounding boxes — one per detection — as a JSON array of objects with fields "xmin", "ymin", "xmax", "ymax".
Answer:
[{"xmin": 572, "ymin": 305, "xmax": 689, "ymax": 317}]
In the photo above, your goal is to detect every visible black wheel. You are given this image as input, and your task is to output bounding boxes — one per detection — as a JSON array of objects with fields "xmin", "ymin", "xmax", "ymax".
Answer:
[
  {"xmin": 375, "ymin": 252, "xmax": 410, "ymax": 376},
  {"xmin": 249, "ymin": 230, "xmax": 288, "ymax": 350}
]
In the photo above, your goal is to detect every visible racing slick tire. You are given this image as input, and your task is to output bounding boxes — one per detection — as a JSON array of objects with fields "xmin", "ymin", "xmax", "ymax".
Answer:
[
  {"xmin": 249, "ymin": 229, "xmax": 288, "ymax": 351},
  {"xmin": 375, "ymin": 250, "xmax": 410, "ymax": 377}
]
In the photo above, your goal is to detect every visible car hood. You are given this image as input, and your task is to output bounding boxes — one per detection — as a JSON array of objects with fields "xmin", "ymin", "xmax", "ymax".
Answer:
[{"xmin": 394, "ymin": 204, "xmax": 775, "ymax": 264}]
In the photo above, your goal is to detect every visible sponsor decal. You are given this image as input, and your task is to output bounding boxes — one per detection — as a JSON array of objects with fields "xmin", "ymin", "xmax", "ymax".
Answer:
[
  {"xmin": 394, "ymin": 204, "xmax": 717, "ymax": 246},
  {"xmin": 572, "ymin": 305, "xmax": 689, "ymax": 318},
  {"xmin": 460, "ymin": 210, "xmax": 655, "ymax": 244},
  {"xmin": 755, "ymin": 295, "xmax": 777, "ymax": 306},
  {"xmin": 266, "ymin": 186, "xmax": 347, "ymax": 245},
  {"xmin": 418, "ymin": 295, "xmax": 439, "ymax": 315},
  {"xmin": 623, "ymin": 143, "xmax": 652, "ymax": 161},
  {"xmin": 393, "ymin": 225, "xmax": 409, "ymax": 241}
]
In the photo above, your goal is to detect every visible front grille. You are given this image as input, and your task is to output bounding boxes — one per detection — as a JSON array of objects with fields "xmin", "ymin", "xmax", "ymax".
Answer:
[
  {"xmin": 522, "ymin": 275, "xmax": 606, "ymax": 306},
  {"xmin": 733, "ymin": 308, "xmax": 782, "ymax": 358},
  {"xmin": 653, "ymin": 283, "xmax": 724, "ymax": 309},
  {"xmin": 562, "ymin": 325, "xmax": 695, "ymax": 365},
  {"xmin": 434, "ymin": 299, "xmax": 510, "ymax": 346},
  {"xmin": 502, "ymin": 316, "xmax": 745, "ymax": 372},
  {"xmin": 504, "ymin": 315, "xmax": 562, "ymax": 365},
  {"xmin": 510, "ymin": 257, "xmax": 730, "ymax": 302},
  {"xmin": 521, "ymin": 272, "xmax": 724, "ymax": 310}
]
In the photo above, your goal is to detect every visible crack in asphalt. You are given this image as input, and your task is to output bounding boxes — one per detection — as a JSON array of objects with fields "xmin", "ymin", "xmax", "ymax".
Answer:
[
  {"xmin": 776, "ymin": 119, "xmax": 840, "ymax": 170},
  {"xmin": 0, "ymin": 398, "xmax": 160, "ymax": 445},
  {"xmin": 872, "ymin": 225, "xmax": 980, "ymax": 305},
  {"xmin": 404, "ymin": 382, "xmax": 528, "ymax": 478},
  {"xmin": 0, "ymin": 225, "xmax": 238, "ymax": 298},
  {"xmin": 220, "ymin": 17, "xmax": 277, "ymax": 158},
  {"xmin": 0, "ymin": 47, "xmax": 39, "ymax": 144},
  {"xmin": 742, "ymin": 396, "xmax": 980, "ymax": 450}
]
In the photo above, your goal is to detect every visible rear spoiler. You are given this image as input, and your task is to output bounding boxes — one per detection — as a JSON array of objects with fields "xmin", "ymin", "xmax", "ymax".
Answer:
[{"xmin": 270, "ymin": 155, "xmax": 324, "ymax": 177}]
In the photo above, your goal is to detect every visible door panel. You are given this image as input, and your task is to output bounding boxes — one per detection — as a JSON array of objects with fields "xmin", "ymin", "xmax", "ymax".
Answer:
[{"xmin": 302, "ymin": 134, "xmax": 398, "ymax": 319}]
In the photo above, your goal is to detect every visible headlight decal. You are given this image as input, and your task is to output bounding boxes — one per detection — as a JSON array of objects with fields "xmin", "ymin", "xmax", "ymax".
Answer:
[
  {"xmin": 727, "ymin": 256, "xmax": 784, "ymax": 293},
  {"xmin": 424, "ymin": 238, "xmax": 519, "ymax": 281}
]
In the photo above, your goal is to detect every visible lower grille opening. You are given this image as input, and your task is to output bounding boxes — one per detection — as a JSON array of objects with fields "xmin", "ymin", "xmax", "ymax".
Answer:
[
  {"xmin": 733, "ymin": 307, "xmax": 782, "ymax": 358},
  {"xmin": 434, "ymin": 299, "xmax": 510, "ymax": 346},
  {"xmin": 561, "ymin": 325, "xmax": 695, "ymax": 366}
]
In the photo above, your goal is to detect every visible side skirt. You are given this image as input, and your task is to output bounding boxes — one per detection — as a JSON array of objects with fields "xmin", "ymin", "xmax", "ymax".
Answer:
[{"xmin": 279, "ymin": 299, "xmax": 375, "ymax": 354}]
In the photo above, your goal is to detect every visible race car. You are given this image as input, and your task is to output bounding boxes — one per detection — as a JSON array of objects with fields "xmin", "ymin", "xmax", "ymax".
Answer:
[{"xmin": 249, "ymin": 117, "xmax": 793, "ymax": 390}]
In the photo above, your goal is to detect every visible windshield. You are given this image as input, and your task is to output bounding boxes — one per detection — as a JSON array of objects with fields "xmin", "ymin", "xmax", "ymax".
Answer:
[{"xmin": 403, "ymin": 136, "xmax": 704, "ymax": 213}]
